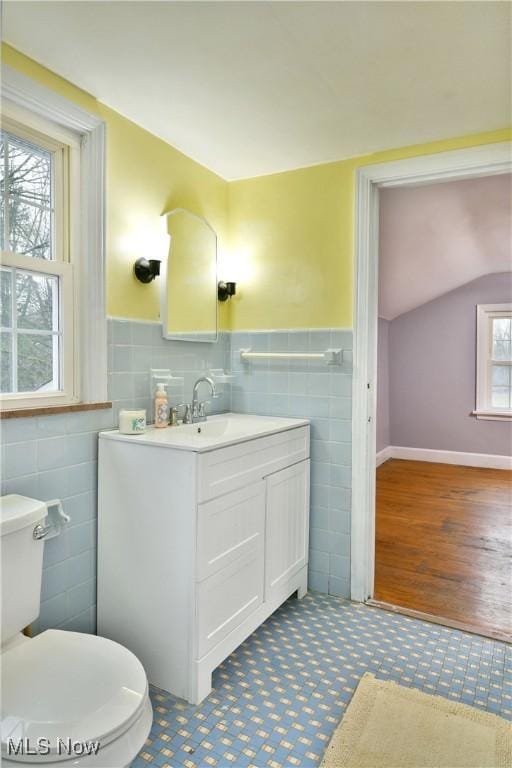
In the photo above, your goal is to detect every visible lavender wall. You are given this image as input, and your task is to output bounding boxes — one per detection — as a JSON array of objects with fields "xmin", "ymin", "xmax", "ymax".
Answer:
[
  {"xmin": 377, "ymin": 318, "xmax": 390, "ymax": 452},
  {"xmin": 382, "ymin": 272, "xmax": 512, "ymax": 456}
]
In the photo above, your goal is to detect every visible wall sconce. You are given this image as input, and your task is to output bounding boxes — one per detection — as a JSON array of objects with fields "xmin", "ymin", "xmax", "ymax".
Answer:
[
  {"xmin": 218, "ymin": 281, "xmax": 236, "ymax": 302},
  {"xmin": 134, "ymin": 258, "xmax": 161, "ymax": 284}
]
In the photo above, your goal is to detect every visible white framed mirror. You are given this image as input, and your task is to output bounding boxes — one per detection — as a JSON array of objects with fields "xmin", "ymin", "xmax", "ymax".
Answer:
[{"xmin": 161, "ymin": 208, "xmax": 218, "ymax": 342}]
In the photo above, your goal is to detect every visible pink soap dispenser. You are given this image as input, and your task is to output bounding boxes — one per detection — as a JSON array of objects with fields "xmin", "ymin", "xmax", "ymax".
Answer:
[{"xmin": 154, "ymin": 382, "xmax": 169, "ymax": 428}]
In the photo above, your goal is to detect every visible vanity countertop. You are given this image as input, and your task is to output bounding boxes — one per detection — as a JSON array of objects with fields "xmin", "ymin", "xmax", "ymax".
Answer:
[{"xmin": 100, "ymin": 412, "xmax": 309, "ymax": 453}]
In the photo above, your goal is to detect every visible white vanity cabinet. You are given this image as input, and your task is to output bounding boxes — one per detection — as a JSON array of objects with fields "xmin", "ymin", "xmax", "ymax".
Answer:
[{"xmin": 97, "ymin": 415, "xmax": 310, "ymax": 704}]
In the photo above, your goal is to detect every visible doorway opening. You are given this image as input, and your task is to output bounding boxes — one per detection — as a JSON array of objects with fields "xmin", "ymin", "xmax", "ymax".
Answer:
[{"xmin": 350, "ymin": 143, "xmax": 512, "ymax": 642}]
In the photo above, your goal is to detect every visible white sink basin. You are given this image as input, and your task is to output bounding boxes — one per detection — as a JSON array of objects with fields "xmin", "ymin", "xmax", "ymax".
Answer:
[
  {"xmin": 101, "ymin": 413, "xmax": 309, "ymax": 452},
  {"xmin": 178, "ymin": 414, "xmax": 293, "ymax": 439}
]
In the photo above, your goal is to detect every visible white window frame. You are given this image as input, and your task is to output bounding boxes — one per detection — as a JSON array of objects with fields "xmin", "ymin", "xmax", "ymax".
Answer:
[
  {"xmin": 1, "ymin": 65, "xmax": 107, "ymax": 410},
  {"xmin": 475, "ymin": 303, "xmax": 512, "ymax": 421},
  {"xmin": 1, "ymin": 109, "xmax": 79, "ymax": 409}
]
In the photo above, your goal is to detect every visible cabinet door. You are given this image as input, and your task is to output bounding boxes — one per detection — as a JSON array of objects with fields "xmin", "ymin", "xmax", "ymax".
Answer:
[
  {"xmin": 265, "ymin": 459, "xmax": 310, "ymax": 601},
  {"xmin": 196, "ymin": 481, "xmax": 265, "ymax": 658}
]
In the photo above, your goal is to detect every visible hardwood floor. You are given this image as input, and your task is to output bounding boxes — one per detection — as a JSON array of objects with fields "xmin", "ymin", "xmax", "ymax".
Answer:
[{"xmin": 374, "ymin": 459, "xmax": 512, "ymax": 641}]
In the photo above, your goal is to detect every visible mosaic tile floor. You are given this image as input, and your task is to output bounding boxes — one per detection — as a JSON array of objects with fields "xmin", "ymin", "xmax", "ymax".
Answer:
[{"xmin": 132, "ymin": 592, "xmax": 511, "ymax": 768}]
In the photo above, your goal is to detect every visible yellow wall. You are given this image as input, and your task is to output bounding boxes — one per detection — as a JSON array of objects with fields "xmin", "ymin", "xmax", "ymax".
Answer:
[
  {"xmin": 3, "ymin": 44, "xmax": 510, "ymax": 331},
  {"xmin": 2, "ymin": 44, "xmax": 230, "ymax": 328},
  {"xmin": 227, "ymin": 128, "xmax": 511, "ymax": 329}
]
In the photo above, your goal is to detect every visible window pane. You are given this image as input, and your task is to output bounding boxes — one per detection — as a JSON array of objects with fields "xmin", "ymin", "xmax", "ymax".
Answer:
[
  {"xmin": 492, "ymin": 387, "xmax": 512, "ymax": 408},
  {"xmin": 0, "ymin": 331, "xmax": 12, "ymax": 392},
  {"xmin": 16, "ymin": 270, "xmax": 58, "ymax": 331},
  {"xmin": 0, "ymin": 268, "xmax": 12, "ymax": 328},
  {"xmin": 9, "ymin": 196, "xmax": 52, "ymax": 260},
  {"xmin": 17, "ymin": 333, "xmax": 58, "ymax": 393},
  {"xmin": 0, "ymin": 132, "xmax": 53, "ymax": 259},
  {"xmin": 492, "ymin": 317, "xmax": 512, "ymax": 361},
  {"xmin": 491, "ymin": 365, "xmax": 512, "ymax": 409}
]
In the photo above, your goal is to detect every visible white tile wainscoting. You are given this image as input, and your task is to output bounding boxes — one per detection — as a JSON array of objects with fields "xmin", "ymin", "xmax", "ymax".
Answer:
[{"xmin": 0, "ymin": 321, "xmax": 353, "ymax": 635}]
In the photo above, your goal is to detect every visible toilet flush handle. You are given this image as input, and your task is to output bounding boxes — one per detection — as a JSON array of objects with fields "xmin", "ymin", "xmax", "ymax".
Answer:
[{"xmin": 33, "ymin": 499, "xmax": 70, "ymax": 541}]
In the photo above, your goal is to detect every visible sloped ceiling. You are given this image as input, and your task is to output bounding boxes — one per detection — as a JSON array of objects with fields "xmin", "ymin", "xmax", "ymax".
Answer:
[{"xmin": 378, "ymin": 173, "xmax": 512, "ymax": 320}]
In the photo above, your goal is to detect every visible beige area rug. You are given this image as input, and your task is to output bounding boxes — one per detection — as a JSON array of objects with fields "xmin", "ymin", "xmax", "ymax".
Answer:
[{"xmin": 322, "ymin": 673, "xmax": 512, "ymax": 768}]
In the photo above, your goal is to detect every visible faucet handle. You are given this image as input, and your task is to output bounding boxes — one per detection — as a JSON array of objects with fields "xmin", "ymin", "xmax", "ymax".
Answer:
[
  {"xmin": 198, "ymin": 401, "xmax": 206, "ymax": 418},
  {"xmin": 183, "ymin": 404, "xmax": 193, "ymax": 424},
  {"xmin": 174, "ymin": 402, "xmax": 192, "ymax": 424}
]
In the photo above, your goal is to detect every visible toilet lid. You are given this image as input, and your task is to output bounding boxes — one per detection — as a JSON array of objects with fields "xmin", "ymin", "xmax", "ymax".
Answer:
[{"xmin": 1, "ymin": 630, "xmax": 149, "ymax": 763}]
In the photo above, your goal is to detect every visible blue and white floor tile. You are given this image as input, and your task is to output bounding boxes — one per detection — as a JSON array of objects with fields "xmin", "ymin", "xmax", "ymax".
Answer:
[{"xmin": 132, "ymin": 592, "xmax": 511, "ymax": 768}]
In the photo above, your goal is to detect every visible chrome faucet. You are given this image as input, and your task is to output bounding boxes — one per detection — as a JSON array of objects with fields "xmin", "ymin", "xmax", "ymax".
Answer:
[{"xmin": 191, "ymin": 376, "xmax": 217, "ymax": 423}]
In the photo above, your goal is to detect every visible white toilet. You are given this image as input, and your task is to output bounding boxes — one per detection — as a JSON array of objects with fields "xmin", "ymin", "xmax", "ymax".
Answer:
[{"xmin": 0, "ymin": 495, "xmax": 153, "ymax": 767}]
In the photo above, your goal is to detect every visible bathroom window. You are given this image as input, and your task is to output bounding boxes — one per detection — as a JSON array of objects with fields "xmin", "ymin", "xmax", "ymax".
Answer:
[
  {"xmin": 475, "ymin": 303, "xmax": 512, "ymax": 419},
  {"xmin": 1, "ymin": 68, "xmax": 107, "ymax": 413},
  {"xmin": 0, "ymin": 112, "xmax": 78, "ymax": 408}
]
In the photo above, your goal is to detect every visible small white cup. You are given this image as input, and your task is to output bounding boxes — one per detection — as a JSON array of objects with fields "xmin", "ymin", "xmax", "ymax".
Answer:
[{"xmin": 119, "ymin": 409, "xmax": 147, "ymax": 434}]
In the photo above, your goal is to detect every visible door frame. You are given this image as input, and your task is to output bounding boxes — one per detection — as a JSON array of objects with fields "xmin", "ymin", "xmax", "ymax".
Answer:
[{"xmin": 350, "ymin": 141, "xmax": 512, "ymax": 602}]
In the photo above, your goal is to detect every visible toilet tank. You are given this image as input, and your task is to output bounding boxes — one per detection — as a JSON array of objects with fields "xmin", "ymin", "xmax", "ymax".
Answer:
[{"xmin": 0, "ymin": 495, "xmax": 47, "ymax": 645}]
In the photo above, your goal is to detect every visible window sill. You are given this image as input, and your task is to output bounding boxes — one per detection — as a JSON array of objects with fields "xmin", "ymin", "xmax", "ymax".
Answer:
[
  {"xmin": 472, "ymin": 410, "xmax": 512, "ymax": 422},
  {"xmin": 0, "ymin": 401, "xmax": 112, "ymax": 420}
]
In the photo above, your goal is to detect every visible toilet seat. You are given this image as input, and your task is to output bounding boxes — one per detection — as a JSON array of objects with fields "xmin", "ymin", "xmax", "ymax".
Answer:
[{"xmin": 1, "ymin": 630, "xmax": 149, "ymax": 764}]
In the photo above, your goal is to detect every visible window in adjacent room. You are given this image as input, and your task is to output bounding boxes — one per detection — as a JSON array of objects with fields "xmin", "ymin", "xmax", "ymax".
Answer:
[
  {"xmin": 0, "ymin": 112, "xmax": 79, "ymax": 409},
  {"xmin": 475, "ymin": 303, "xmax": 512, "ymax": 419}
]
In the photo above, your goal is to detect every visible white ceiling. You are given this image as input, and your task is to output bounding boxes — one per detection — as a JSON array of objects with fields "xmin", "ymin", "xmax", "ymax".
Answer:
[
  {"xmin": 379, "ymin": 173, "xmax": 512, "ymax": 320},
  {"xmin": 3, "ymin": 1, "xmax": 511, "ymax": 180}
]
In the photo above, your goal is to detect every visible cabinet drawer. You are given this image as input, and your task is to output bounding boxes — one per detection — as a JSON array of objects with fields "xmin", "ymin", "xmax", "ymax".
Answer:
[
  {"xmin": 197, "ymin": 481, "xmax": 265, "ymax": 582},
  {"xmin": 196, "ymin": 543, "xmax": 264, "ymax": 658},
  {"xmin": 197, "ymin": 426, "xmax": 309, "ymax": 502}
]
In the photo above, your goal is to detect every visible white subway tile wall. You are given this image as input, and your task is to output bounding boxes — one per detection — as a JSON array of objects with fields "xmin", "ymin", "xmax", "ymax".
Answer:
[{"xmin": 0, "ymin": 321, "xmax": 353, "ymax": 634}]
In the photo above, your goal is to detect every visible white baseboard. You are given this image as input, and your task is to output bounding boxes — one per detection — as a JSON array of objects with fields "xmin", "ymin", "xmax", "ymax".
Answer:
[
  {"xmin": 376, "ymin": 447, "xmax": 392, "ymax": 467},
  {"xmin": 377, "ymin": 445, "xmax": 512, "ymax": 471}
]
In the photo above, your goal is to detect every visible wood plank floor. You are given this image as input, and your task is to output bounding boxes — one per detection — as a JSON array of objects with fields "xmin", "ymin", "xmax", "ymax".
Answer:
[{"xmin": 374, "ymin": 459, "xmax": 512, "ymax": 641}]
